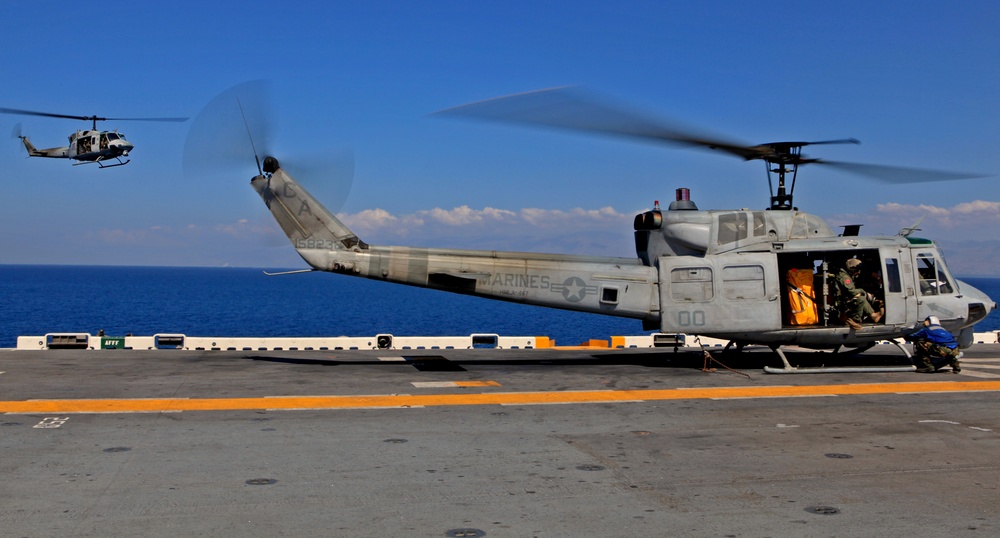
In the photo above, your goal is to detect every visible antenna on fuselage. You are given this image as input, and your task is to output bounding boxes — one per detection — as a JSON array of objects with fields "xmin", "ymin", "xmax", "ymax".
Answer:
[
  {"xmin": 237, "ymin": 97, "xmax": 263, "ymax": 176},
  {"xmin": 899, "ymin": 215, "xmax": 925, "ymax": 237}
]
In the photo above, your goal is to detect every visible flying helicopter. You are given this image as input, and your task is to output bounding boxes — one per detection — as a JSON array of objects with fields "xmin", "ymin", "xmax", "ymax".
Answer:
[
  {"xmin": 247, "ymin": 87, "xmax": 996, "ymax": 372},
  {"xmin": 1, "ymin": 107, "xmax": 188, "ymax": 168}
]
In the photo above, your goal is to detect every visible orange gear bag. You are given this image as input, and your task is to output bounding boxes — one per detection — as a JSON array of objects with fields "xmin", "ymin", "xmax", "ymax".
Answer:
[{"xmin": 786, "ymin": 267, "xmax": 819, "ymax": 325}]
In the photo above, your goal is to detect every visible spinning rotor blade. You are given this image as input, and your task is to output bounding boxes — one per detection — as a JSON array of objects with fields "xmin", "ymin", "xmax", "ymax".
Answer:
[
  {"xmin": 1, "ymin": 107, "xmax": 89, "ymax": 121},
  {"xmin": 104, "ymin": 116, "xmax": 189, "ymax": 122},
  {"xmin": 183, "ymin": 80, "xmax": 355, "ymax": 213},
  {"xmin": 817, "ymin": 160, "xmax": 986, "ymax": 183},
  {"xmin": 276, "ymin": 149, "xmax": 356, "ymax": 215},
  {"xmin": 438, "ymin": 87, "xmax": 984, "ymax": 183},
  {"xmin": 435, "ymin": 86, "xmax": 759, "ymax": 159},
  {"xmin": 0, "ymin": 107, "xmax": 187, "ymax": 123},
  {"xmin": 183, "ymin": 80, "xmax": 276, "ymax": 178}
]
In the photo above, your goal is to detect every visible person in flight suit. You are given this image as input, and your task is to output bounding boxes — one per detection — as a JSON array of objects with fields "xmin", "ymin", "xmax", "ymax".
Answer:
[
  {"xmin": 836, "ymin": 258, "xmax": 883, "ymax": 330},
  {"xmin": 905, "ymin": 315, "xmax": 961, "ymax": 373},
  {"xmin": 859, "ymin": 265, "xmax": 886, "ymax": 319}
]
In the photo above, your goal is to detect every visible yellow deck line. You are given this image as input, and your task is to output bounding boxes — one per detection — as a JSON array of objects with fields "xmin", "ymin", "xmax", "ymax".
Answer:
[
  {"xmin": 455, "ymin": 380, "xmax": 502, "ymax": 387},
  {"xmin": 3, "ymin": 380, "xmax": 1000, "ymax": 414}
]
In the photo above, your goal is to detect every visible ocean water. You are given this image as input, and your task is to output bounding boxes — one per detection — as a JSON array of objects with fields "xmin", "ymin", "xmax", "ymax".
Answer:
[
  {"xmin": 0, "ymin": 265, "xmax": 645, "ymax": 348},
  {"xmin": 1, "ymin": 265, "xmax": 998, "ymax": 349}
]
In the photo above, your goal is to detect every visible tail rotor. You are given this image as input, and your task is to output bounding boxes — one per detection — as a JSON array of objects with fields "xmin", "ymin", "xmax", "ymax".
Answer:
[{"xmin": 184, "ymin": 80, "xmax": 355, "ymax": 213}]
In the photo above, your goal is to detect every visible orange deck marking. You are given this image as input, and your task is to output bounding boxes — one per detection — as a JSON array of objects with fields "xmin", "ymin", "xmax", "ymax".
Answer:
[
  {"xmin": 454, "ymin": 381, "xmax": 502, "ymax": 387},
  {"xmin": 3, "ymin": 380, "xmax": 1000, "ymax": 414}
]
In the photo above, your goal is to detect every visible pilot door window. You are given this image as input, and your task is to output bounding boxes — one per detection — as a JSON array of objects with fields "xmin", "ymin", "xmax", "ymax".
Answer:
[{"xmin": 915, "ymin": 253, "xmax": 953, "ymax": 295}]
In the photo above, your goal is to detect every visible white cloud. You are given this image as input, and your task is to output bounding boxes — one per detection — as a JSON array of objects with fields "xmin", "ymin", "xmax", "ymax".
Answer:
[
  {"xmin": 876, "ymin": 202, "xmax": 951, "ymax": 218},
  {"xmin": 422, "ymin": 205, "xmax": 517, "ymax": 225},
  {"xmin": 827, "ymin": 199, "xmax": 1000, "ymax": 236},
  {"xmin": 953, "ymin": 200, "xmax": 1000, "ymax": 215},
  {"xmin": 330, "ymin": 205, "xmax": 634, "ymax": 255},
  {"xmin": 340, "ymin": 208, "xmax": 398, "ymax": 227},
  {"xmin": 874, "ymin": 200, "xmax": 1000, "ymax": 221},
  {"xmin": 16, "ymin": 200, "xmax": 998, "ymax": 273},
  {"xmin": 338, "ymin": 205, "xmax": 628, "ymax": 233}
]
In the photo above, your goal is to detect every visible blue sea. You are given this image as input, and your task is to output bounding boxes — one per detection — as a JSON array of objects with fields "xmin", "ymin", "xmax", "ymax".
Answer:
[
  {"xmin": 0, "ymin": 265, "xmax": 647, "ymax": 348},
  {"xmin": 1, "ymin": 265, "xmax": 998, "ymax": 349}
]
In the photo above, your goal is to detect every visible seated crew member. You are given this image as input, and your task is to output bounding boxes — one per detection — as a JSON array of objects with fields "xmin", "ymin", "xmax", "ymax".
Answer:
[
  {"xmin": 835, "ymin": 259, "xmax": 880, "ymax": 328},
  {"xmin": 862, "ymin": 267, "xmax": 886, "ymax": 318},
  {"xmin": 835, "ymin": 258, "xmax": 883, "ymax": 330},
  {"xmin": 905, "ymin": 315, "xmax": 961, "ymax": 373}
]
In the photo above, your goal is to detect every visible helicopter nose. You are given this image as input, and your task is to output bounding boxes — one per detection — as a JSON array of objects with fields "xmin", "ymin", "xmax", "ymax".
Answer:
[{"xmin": 957, "ymin": 279, "xmax": 997, "ymax": 325}]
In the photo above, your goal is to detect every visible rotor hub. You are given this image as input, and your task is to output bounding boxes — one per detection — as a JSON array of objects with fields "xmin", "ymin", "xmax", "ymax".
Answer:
[{"xmin": 263, "ymin": 156, "xmax": 280, "ymax": 174}]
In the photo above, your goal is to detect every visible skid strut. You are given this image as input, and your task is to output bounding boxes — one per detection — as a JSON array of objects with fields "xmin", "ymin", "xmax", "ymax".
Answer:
[{"xmin": 763, "ymin": 340, "xmax": 916, "ymax": 374}]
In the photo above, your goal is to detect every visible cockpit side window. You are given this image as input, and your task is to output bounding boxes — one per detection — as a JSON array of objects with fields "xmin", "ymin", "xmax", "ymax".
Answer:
[
  {"xmin": 916, "ymin": 252, "xmax": 953, "ymax": 295},
  {"xmin": 752, "ymin": 212, "xmax": 766, "ymax": 237},
  {"xmin": 717, "ymin": 212, "xmax": 748, "ymax": 245},
  {"xmin": 936, "ymin": 256, "xmax": 954, "ymax": 294},
  {"xmin": 916, "ymin": 253, "xmax": 937, "ymax": 295}
]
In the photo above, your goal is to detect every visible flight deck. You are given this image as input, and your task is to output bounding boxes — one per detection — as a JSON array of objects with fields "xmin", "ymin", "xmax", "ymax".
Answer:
[{"xmin": 2, "ymin": 340, "xmax": 999, "ymax": 537}]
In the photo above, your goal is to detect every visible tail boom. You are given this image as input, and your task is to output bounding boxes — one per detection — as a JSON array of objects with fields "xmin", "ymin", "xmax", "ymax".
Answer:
[
  {"xmin": 19, "ymin": 136, "xmax": 68, "ymax": 158},
  {"xmin": 252, "ymin": 163, "xmax": 659, "ymax": 321}
]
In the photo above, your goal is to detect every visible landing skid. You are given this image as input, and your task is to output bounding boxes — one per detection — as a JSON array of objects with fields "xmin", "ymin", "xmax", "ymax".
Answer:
[
  {"xmin": 73, "ymin": 157, "xmax": 130, "ymax": 168},
  {"xmin": 761, "ymin": 339, "xmax": 915, "ymax": 374}
]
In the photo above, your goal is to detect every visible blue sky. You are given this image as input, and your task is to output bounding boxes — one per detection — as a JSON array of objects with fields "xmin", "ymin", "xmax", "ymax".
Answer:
[{"xmin": 1, "ymin": 1, "xmax": 998, "ymax": 273}]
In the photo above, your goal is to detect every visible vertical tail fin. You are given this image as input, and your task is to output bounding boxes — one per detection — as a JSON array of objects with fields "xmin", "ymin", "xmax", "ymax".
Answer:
[
  {"xmin": 19, "ymin": 136, "xmax": 39, "ymax": 156},
  {"xmin": 250, "ymin": 159, "xmax": 366, "ymax": 252},
  {"xmin": 17, "ymin": 135, "xmax": 68, "ymax": 158}
]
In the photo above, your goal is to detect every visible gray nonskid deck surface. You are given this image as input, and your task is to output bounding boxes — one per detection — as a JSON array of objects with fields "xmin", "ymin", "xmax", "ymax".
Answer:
[{"xmin": 1, "ymin": 346, "xmax": 998, "ymax": 537}]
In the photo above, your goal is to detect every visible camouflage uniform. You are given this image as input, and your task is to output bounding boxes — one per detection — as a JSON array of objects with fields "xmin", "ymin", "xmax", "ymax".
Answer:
[
  {"xmin": 906, "ymin": 317, "xmax": 961, "ymax": 373},
  {"xmin": 835, "ymin": 266, "xmax": 875, "ymax": 324}
]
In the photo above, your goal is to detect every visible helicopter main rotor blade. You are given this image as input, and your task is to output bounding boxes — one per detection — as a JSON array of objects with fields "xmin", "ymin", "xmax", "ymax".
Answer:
[
  {"xmin": 816, "ymin": 160, "xmax": 986, "ymax": 183},
  {"xmin": 104, "ymin": 116, "xmax": 190, "ymax": 122},
  {"xmin": 435, "ymin": 86, "xmax": 763, "ymax": 160},
  {"xmin": 0, "ymin": 107, "xmax": 187, "ymax": 123},
  {"xmin": 798, "ymin": 138, "xmax": 862, "ymax": 146},
  {"xmin": 0, "ymin": 107, "xmax": 97, "ymax": 122},
  {"xmin": 437, "ymin": 88, "xmax": 986, "ymax": 181}
]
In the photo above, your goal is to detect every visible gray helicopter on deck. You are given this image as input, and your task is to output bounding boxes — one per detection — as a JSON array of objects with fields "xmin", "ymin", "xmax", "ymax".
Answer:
[
  {"xmin": 249, "ymin": 88, "xmax": 995, "ymax": 372},
  {"xmin": 2, "ymin": 107, "xmax": 187, "ymax": 168}
]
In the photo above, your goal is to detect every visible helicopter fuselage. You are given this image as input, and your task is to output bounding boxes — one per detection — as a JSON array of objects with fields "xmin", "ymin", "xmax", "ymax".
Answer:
[
  {"xmin": 252, "ymin": 165, "xmax": 996, "ymax": 351},
  {"xmin": 18, "ymin": 129, "xmax": 134, "ymax": 167},
  {"xmin": 2, "ymin": 106, "xmax": 187, "ymax": 169}
]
